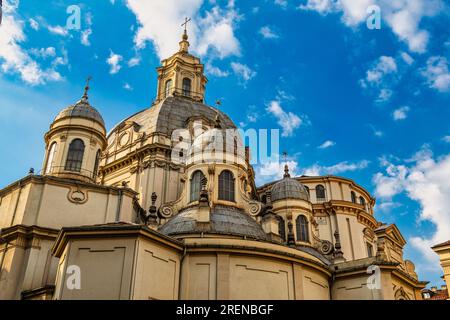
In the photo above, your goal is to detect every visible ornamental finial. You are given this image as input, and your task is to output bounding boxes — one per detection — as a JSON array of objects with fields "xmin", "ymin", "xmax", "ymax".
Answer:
[
  {"xmin": 179, "ymin": 17, "xmax": 191, "ymax": 52},
  {"xmin": 82, "ymin": 76, "xmax": 92, "ymax": 101},
  {"xmin": 282, "ymin": 152, "xmax": 290, "ymax": 178},
  {"xmin": 181, "ymin": 17, "xmax": 191, "ymax": 38}
]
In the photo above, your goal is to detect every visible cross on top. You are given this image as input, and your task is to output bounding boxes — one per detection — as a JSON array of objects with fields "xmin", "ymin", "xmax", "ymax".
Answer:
[
  {"xmin": 181, "ymin": 17, "xmax": 191, "ymax": 33},
  {"xmin": 82, "ymin": 76, "xmax": 92, "ymax": 99}
]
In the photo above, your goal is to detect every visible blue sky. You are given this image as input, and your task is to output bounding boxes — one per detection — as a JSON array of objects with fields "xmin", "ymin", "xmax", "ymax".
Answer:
[{"xmin": 1, "ymin": 0, "xmax": 449, "ymax": 287}]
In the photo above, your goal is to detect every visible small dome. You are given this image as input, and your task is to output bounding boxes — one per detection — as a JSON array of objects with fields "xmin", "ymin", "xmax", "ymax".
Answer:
[
  {"xmin": 271, "ymin": 165, "xmax": 310, "ymax": 202},
  {"xmin": 159, "ymin": 205, "xmax": 268, "ymax": 241},
  {"xmin": 54, "ymin": 98, "xmax": 105, "ymax": 126}
]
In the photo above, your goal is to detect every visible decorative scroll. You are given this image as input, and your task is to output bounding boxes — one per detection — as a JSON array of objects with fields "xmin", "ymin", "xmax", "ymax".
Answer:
[
  {"xmin": 248, "ymin": 201, "xmax": 262, "ymax": 217},
  {"xmin": 159, "ymin": 205, "xmax": 174, "ymax": 219},
  {"xmin": 319, "ymin": 240, "xmax": 334, "ymax": 255}
]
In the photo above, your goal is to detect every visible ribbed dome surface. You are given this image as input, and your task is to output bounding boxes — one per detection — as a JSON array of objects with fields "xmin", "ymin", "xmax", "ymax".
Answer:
[
  {"xmin": 159, "ymin": 205, "xmax": 268, "ymax": 241},
  {"xmin": 271, "ymin": 177, "xmax": 310, "ymax": 202},
  {"xmin": 54, "ymin": 98, "xmax": 104, "ymax": 126}
]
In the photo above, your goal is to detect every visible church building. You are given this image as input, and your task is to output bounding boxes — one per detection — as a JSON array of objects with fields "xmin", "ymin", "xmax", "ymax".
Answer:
[{"xmin": 0, "ymin": 27, "xmax": 427, "ymax": 300}]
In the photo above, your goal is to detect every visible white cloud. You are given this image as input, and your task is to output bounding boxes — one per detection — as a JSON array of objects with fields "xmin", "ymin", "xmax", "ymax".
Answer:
[
  {"xmin": 376, "ymin": 201, "xmax": 402, "ymax": 213},
  {"xmin": 29, "ymin": 47, "xmax": 56, "ymax": 59},
  {"xmin": 393, "ymin": 106, "xmax": 410, "ymax": 121},
  {"xmin": 421, "ymin": 56, "xmax": 450, "ymax": 93},
  {"xmin": 123, "ymin": 82, "xmax": 133, "ymax": 91},
  {"xmin": 360, "ymin": 56, "xmax": 398, "ymax": 103},
  {"xmin": 81, "ymin": 29, "xmax": 92, "ymax": 46},
  {"xmin": 231, "ymin": 62, "xmax": 256, "ymax": 83},
  {"xmin": 258, "ymin": 159, "xmax": 299, "ymax": 180},
  {"xmin": 266, "ymin": 100, "xmax": 302, "ymax": 137},
  {"xmin": 0, "ymin": 2, "xmax": 63, "ymax": 85},
  {"xmin": 47, "ymin": 25, "xmax": 69, "ymax": 36},
  {"xmin": 400, "ymin": 52, "xmax": 414, "ymax": 65},
  {"xmin": 128, "ymin": 57, "xmax": 141, "ymax": 67},
  {"xmin": 274, "ymin": 0, "xmax": 288, "ymax": 8},
  {"xmin": 303, "ymin": 160, "xmax": 370, "ymax": 176},
  {"xmin": 259, "ymin": 26, "xmax": 280, "ymax": 39},
  {"xmin": 373, "ymin": 146, "xmax": 450, "ymax": 268},
  {"xmin": 126, "ymin": 0, "xmax": 241, "ymax": 60},
  {"xmin": 299, "ymin": 0, "xmax": 444, "ymax": 53},
  {"xmin": 364, "ymin": 56, "xmax": 397, "ymax": 84},
  {"xmin": 29, "ymin": 18, "xmax": 39, "ymax": 30},
  {"xmin": 442, "ymin": 136, "xmax": 450, "ymax": 143},
  {"xmin": 255, "ymin": 157, "xmax": 369, "ymax": 185},
  {"xmin": 206, "ymin": 63, "xmax": 230, "ymax": 77},
  {"xmin": 107, "ymin": 51, "xmax": 123, "ymax": 74},
  {"xmin": 80, "ymin": 13, "xmax": 93, "ymax": 46},
  {"xmin": 318, "ymin": 140, "xmax": 336, "ymax": 149},
  {"xmin": 298, "ymin": 0, "xmax": 336, "ymax": 14}
]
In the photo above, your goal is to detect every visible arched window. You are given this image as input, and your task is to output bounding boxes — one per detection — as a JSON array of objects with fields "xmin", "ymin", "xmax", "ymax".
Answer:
[
  {"xmin": 65, "ymin": 139, "xmax": 85, "ymax": 172},
  {"xmin": 296, "ymin": 215, "xmax": 309, "ymax": 242},
  {"xmin": 316, "ymin": 185, "xmax": 326, "ymax": 201},
  {"xmin": 304, "ymin": 186, "xmax": 310, "ymax": 196},
  {"xmin": 367, "ymin": 243, "xmax": 373, "ymax": 257},
  {"xmin": 351, "ymin": 191, "xmax": 357, "ymax": 203},
  {"xmin": 218, "ymin": 170, "xmax": 235, "ymax": 202},
  {"xmin": 93, "ymin": 150, "xmax": 101, "ymax": 179},
  {"xmin": 45, "ymin": 142, "xmax": 58, "ymax": 174},
  {"xmin": 190, "ymin": 170, "xmax": 205, "ymax": 202},
  {"xmin": 278, "ymin": 217, "xmax": 286, "ymax": 241},
  {"xmin": 360, "ymin": 196, "xmax": 366, "ymax": 206},
  {"xmin": 164, "ymin": 79, "xmax": 172, "ymax": 98},
  {"xmin": 182, "ymin": 78, "xmax": 191, "ymax": 97}
]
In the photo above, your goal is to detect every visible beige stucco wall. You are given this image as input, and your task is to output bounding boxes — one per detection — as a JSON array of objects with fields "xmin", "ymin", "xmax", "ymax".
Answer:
[
  {"xmin": 52, "ymin": 232, "xmax": 332, "ymax": 300},
  {"xmin": 0, "ymin": 235, "xmax": 58, "ymax": 300},
  {"xmin": 0, "ymin": 177, "xmax": 136, "ymax": 230}
]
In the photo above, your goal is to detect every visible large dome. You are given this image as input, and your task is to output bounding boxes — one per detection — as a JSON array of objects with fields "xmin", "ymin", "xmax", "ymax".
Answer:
[
  {"xmin": 107, "ymin": 96, "xmax": 236, "ymax": 138},
  {"xmin": 54, "ymin": 98, "xmax": 105, "ymax": 127},
  {"xmin": 159, "ymin": 205, "xmax": 268, "ymax": 241},
  {"xmin": 271, "ymin": 173, "xmax": 310, "ymax": 202}
]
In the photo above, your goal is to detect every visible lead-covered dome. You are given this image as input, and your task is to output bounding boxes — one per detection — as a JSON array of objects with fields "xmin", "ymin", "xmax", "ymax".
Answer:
[
  {"xmin": 54, "ymin": 97, "xmax": 105, "ymax": 127},
  {"xmin": 159, "ymin": 205, "xmax": 268, "ymax": 241},
  {"xmin": 271, "ymin": 165, "xmax": 310, "ymax": 202}
]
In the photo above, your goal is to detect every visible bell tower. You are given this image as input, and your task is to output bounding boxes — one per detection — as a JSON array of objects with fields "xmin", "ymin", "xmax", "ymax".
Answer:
[{"xmin": 155, "ymin": 18, "xmax": 208, "ymax": 103}]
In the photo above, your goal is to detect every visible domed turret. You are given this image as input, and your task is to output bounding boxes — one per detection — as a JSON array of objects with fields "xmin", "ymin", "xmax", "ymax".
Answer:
[
  {"xmin": 54, "ymin": 97, "xmax": 105, "ymax": 126},
  {"xmin": 42, "ymin": 78, "xmax": 107, "ymax": 183},
  {"xmin": 271, "ymin": 165, "xmax": 310, "ymax": 202}
]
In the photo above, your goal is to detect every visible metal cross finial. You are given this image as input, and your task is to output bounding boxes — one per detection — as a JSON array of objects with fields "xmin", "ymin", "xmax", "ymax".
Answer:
[
  {"xmin": 181, "ymin": 17, "xmax": 191, "ymax": 33},
  {"xmin": 82, "ymin": 76, "xmax": 92, "ymax": 100},
  {"xmin": 282, "ymin": 151, "xmax": 290, "ymax": 178}
]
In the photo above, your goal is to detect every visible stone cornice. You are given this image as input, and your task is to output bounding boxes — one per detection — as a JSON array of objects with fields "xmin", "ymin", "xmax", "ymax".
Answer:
[
  {"xmin": 0, "ymin": 174, "xmax": 137, "ymax": 198},
  {"xmin": 51, "ymin": 224, "xmax": 184, "ymax": 257},
  {"xmin": 0, "ymin": 225, "xmax": 59, "ymax": 249},
  {"xmin": 45, "ymin": 123, "xmax": 107, "ymax": 147},
  {"xmin": 100, "ymin": 143, "xmax": 174, "ymax": 176}
]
